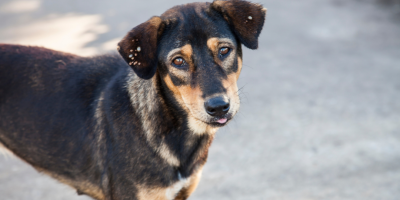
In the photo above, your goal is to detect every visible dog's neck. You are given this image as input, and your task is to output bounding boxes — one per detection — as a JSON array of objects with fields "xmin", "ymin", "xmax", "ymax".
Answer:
[{"xmin": 126, "ymin": 71, "xmax": 216, "ymax": 176}]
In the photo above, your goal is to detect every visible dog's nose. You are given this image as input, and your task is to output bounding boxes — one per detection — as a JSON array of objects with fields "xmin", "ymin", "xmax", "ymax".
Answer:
[{"xmin": 204, "ymin": 96, "xmax": 230, "ymax": 116}]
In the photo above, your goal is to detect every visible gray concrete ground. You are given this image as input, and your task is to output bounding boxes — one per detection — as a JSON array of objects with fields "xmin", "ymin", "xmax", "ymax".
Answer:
[{"xmin": 1, "ymin": 0, "xmax": 400, "ymax": 199}]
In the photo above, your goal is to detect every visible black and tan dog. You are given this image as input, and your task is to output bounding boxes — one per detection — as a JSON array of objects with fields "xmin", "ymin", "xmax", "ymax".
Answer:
[{"xmin": 0, "ymin": 0, "xmax": 266, "ymax": 199}]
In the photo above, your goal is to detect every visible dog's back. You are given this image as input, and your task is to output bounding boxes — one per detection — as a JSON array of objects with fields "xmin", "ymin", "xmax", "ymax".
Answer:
[
  {"xmin": 0, "ymin": 44, "xmax": 123, "ymax": 179},
  {"xmin": 0, "ymin": 44, "xmax": 125, "ymax": 97}
]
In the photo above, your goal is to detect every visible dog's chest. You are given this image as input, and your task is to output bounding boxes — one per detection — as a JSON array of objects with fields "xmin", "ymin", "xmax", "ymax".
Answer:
[
  {"xmin": 136, "ymin": 172, "xmax": 192, "ymax": 200},
  {"xmin": 165, "ymin": 172, "xmax": 191, "ymax": 200}
]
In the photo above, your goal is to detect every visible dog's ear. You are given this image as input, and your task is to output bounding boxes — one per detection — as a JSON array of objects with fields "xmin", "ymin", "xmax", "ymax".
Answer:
[
  {"xmin": 211, "ymin": 0, "xmax": 266, "ymax": 49},
  {"xmin": 118, "ymin": 16, "xmax": 164, "ymax": 79}
]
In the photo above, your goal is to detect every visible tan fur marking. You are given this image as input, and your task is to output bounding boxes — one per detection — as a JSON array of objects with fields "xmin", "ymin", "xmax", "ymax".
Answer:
[
  {"xmin": 159, "ymin": 143, "xmax": 180, "ymax": 166},
  {"xmin": 180, "ymin": 44, "xmax": 193, "ymax": 62},
  {"xmin": 136, "ymin": 186, "xmax": 169, "ymax": 200},
  {"xmin": 163, "ymin": 74, "xmax": 200, "ymax": 115},
  {"xmin": 207, "ymin": 37, "xmax": 235, "ymax": 52},
  {"xmin": 237, "ymin": 56, "xmax": 243, "ymax": 80},
  {"xmin": 222, "ymin": 71, "xmax": 241, "ymax": 121},
  {"xmin": 163, "ymin": 74, "xmax": 182, "ymax": 99},
  {"xmin": 223, "ymin": 73, "xmax": 239, "ymax": 100},
  {"xmin": 149, "ymin": 16, "xmax": 162, "ymax": 26},
  {"xmin": 179, "ymin": 85, "xmax": 202, "ymax": 113},
  {"xmin": 222, "ymin": 57, "xmax": 242, "ymax": 93},
  {"xmin": 187, "ymin": 116, "xmax": 207, "ymax": 135},
  {"xmin": 207, "ymin": 37, "xmax": 219, "ymax": 52},
  {"xmin": 187, "ymin": 116, "xmax": 218, "ymax": 135}
]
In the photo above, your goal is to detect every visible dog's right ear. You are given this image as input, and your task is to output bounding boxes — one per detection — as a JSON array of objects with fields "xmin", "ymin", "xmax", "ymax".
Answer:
[{"xmin": 118, "ymin": 16, "xmax": 164, "ymax": 79}]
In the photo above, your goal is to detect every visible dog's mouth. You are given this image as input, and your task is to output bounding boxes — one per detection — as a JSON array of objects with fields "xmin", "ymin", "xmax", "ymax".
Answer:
[
  {"xmin": 204, "ymin": 113, "xmax": 233, "ymax": 127},
  {"xmin": 185, "ymin": 103, "xmax": 236, "ymax": 129}
]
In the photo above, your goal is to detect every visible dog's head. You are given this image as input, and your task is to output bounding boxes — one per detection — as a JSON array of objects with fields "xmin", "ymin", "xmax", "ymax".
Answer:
[{"xmin": 118, "ymin": 0, "xmax": 266, "ymax": 133}]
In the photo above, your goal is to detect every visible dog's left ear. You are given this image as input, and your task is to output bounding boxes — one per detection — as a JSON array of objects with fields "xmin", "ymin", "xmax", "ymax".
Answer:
[
  {"xmin": 211, "ymin": 0, "xmax": 266, "ymax": 49},
  {"xmin": 118, "ymin": 16, "xmax": 164, "ymax": 79}
]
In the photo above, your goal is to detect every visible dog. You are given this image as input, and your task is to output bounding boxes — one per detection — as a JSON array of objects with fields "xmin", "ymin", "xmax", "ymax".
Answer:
[{"xmin": 0, "ymin": 0, "xmax": 266, "ymax": 199}]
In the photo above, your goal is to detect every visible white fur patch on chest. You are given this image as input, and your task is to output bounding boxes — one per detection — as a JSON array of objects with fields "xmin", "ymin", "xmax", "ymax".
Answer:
[{"xmin": 165, "ymin": 172, "xmax": 191, "ymax": 200}]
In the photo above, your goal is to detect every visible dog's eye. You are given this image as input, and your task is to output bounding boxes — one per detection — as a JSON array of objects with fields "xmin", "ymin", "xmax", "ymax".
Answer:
[
  {"xmin": 172, "ymin": 57, "xmax": 185, "ymax": 66},
  {"xmin": 219, "ymin": 47, "xmax": 230, "ymax": 56}
]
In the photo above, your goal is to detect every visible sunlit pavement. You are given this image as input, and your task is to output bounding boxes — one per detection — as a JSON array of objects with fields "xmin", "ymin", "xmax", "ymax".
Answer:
[{"xmin": 1, "ymin": 0, "xmax": 400, "ymax": 199}]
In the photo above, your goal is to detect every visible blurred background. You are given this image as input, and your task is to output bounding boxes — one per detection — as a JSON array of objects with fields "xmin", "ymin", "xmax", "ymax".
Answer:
[{"xmin": 1, "ymin": 0, "xmax": 400, "ymax": 199}]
